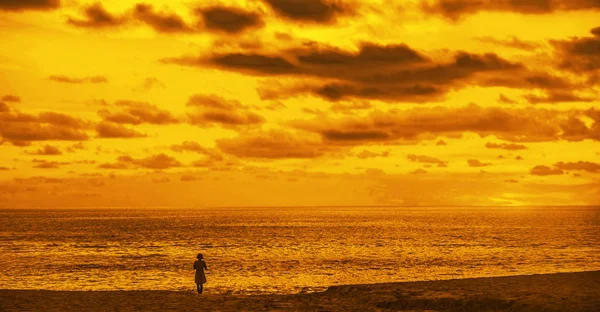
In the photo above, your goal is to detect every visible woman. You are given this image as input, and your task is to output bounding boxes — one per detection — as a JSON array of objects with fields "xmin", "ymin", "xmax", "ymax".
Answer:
[{"xmin": 193, "ymin": 253, "xmax": 208, "ymax": 294}]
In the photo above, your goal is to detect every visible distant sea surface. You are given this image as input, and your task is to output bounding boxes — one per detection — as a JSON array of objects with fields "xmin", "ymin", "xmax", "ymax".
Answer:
[{"xmin": 1, "ymin": 207, "xmax": 598, "ymax": 294}]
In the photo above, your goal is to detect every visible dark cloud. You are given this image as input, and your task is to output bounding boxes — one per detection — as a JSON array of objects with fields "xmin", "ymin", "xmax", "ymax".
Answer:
[
  {"xmin": 554, "ymin": 161, "xmax": 600, "ymax": 173},
  {"xmin": 49, "ymin": 75, "xmax": 108, "ymax": 84},
  {"xmin": 477, "ymin": 36, "xmax": 542, "ymax": 50},
  {"xmin": 410, "ymin": 169, "xmax": 428, "ymax": 174},
  {"xmin": 166, "ymin": 42, "xmax": 427, "ymax": 77},
  {"xmin": 167, "ymin": 43, "xmax": 544, "ymax": 102},
  {"xmin": 180, "ymin": 174, "xmax": 198, "ymax": 182},
  {"xmin": 262, "ymin": 0, "xmax": 351, "ymax": 23},
  {"xmin": 0, "ymin": 0, "xmax": 59, "ymax": 11},
  {"xmin": 170, "ymin": 141, "xmax": 210, "ymax": 153},
  {"xmin": 186, "ymin": 94, "xmax": 264, "ymax": 128},
  {"xmin": 530, "ymin": 165, "xmax": 564, "ymax": 176},
  {"xmin": 99, "ymin": 153, "xmax": 181, "ymax": 170},
  {"xmin": 95, "ymin": 122, "xmax": 145, "ymax": 138},
  {"xmin": 0, "ymin": 102, "xmax": 9, "ymax": 113},
  {"xmin": 292, "ymin": 104, "xmax": 600, "ymax": 145},
  {"xmin": 152, "ymin": 177, "xmax": 171, "ymax": 183},
  {"xmin": 321, "ymin": 129, "xmax": 391, "ymax": 142},
  {"xmin": 30, "ymin": 145, "xmax": 62, "ymax": 155},
  {"xmin": 407, "ymin": 154, "xmax": 448, "ymax": 167},
  {"xmin": 138, "ymin": 77, "xmax": 166, "ymax": 91},
  {"xmin": 66, "ymin": 142, "xmax": 85, "ymax": 153},
  {"xmin": 355, "ymin": 150, "xmax": 390, "ymax": 159},
  {"xmin": 198, "ymin": 6, "xmax": 263, "ymax": 34},
  {"xmin": 551, "ymin": 26, "xmax": 600, "ymax": 72},
  {"xmin": 98, "ymin": 100, "xmax": 179, "ymax": 125},
  {"xmin": 67, "ymin": 3, "xmax": 126, "ymax": 28},
  {"xmin": 170, "ymin": 141, "xmax": 223, "ymax": 159},
  {"xmin": 32, "ymin": 159, "xmax": 68, "ymax": 169},
  {"xmin": 422, "ymin": 0, "xmax": 600, "ymax": 20},
  {"xmin": 134, "ymin": 3, "xmax": 193, "ymax": 33},
  {"xmin": 217, "ymin": 129, "xmax": 325, "ymax": 159},
  {"xmin": 485, "ymin": 142, "xmax": 527, "ymax": 150},
  {"xmin": 524, "ymin": 91, "xmax": 594, "ymax": 104},
  {"xmin": 498, "ymin": 94, "xmax": 517, "ymax": 104},
  {"xmin": 2, "ymin": 95, "xmax": 20, "ymax": 102},
  {"xmin": 0, "ymin": 103, "xmax": 89, "ymax": 145},
  {"xmin": 330, "ymin": 101, "xmax": 372, "ymax": 114},
  {"xmin": 468, "ymin": 159, "xmax": 492, "ymax": 167}
]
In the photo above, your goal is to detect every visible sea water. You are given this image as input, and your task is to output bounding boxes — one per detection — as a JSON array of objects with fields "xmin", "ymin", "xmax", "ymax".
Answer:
[{"xmin": 1, "ymin": 207, "xmax": 598, "ymax": 294}]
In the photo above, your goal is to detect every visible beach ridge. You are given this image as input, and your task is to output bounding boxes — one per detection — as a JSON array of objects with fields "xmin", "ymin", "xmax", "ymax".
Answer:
[{"xmin": 2, "ymin": 271, "xmax": 599, "ymax": 311}]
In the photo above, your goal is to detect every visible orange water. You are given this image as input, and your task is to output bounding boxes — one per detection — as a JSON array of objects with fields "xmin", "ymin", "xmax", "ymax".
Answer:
[{"xmin": 1, "ymin": 207, "xmax": 598, "ymax": 294}]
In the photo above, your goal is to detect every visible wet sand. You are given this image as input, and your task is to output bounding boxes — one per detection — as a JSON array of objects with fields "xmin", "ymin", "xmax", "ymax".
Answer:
[{"xmin": 1, "ymin": 271, "xmax": 599, "ymax": 311}]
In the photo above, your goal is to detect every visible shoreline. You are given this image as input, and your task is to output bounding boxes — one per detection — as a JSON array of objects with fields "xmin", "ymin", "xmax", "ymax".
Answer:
[{"xmin": 1, "ymin": 271, "xmax": 599, "ymax": 311}]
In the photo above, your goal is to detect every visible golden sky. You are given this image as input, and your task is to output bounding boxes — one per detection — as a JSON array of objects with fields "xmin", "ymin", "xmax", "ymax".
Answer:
[{"xmin": 1, "ymin": 0, "xmax": 599, "ymax": 208}]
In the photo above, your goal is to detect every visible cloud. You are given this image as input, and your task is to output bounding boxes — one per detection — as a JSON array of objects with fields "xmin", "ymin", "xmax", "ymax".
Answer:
[
  {"xmin": 0, "ymin": 0, "xmax": 59, "ymax": 11},
  {"xmin": 261, "ymin": 0, "xmax": 352, "ymax": 23},
  {"xmin": 198, "ymin": 6, "xmax": 263, "ymax": 34},
  {"xmin": 554, "ymin": 161, "xmax": 600, "ymax": 173},
  {"xmin": 477, "ymin": 36, "xmax": 542, "ymax": 50},
  {"xmin": 167, "ymin": 42, "xmax": 549, "ymax": 102},
  {"xmin": 165, "ymin": 42, "xmax": 427, "ymax": 77},
  {"xmin": 67, "ymin": 3, "xmax": 126, "ymax": 28},
  {"xmin": 30, "ymin": 145, "xmax": 62, "ymax": 155},
  {"xmin": 66, "ymin": 142, "xmax": 85, "ymax": 153},
  {"xmin": 551, "ymin": 26, "xmax": 600, "ymax": 72},
  {"xmin": 133, "ymin": 3, "xmax": 193, "ymax": 33},
  {"xmin": 524, "ymin": 91, "xmax": 594, "ymax": 104},
  {"xmin": 0, "ymin": 102, "xmax": 9, "ymax": 113},
  {"xmin": 170, "ymin": 141, "xmax": 210, "ymax": 153},
  {"xmin": 498, "ymin": 94, "xmax": 517, "ymax": 104},
  {"xmin": 186, "ymin": 94, "xmax": 264, "ymax": 128},
  {"xmin": 467, "ymin": 159, "xmax": 492, "ymax": 167},
  {"xmin": 355, "ymin": 150, "xmax": 390, "ymax": 159},
  {"xmin": 410, "ymin": 169, "xmax": 428, "ymax": 174},
  {"xmin": 32, "ymin": 159, "xmax": 68, "ymax": 169},
  {"xmin": 180, "ymin": 174, "xmax": 198, "ymax": 182},
  {"xmin": 98, "ymin": 100, "xmax": 178, "ymax": 125},
  {"xmin": 49, "ymin": 75, "xmax": 108, "ymax": 84},
  {"xmin": 99, "ymin": 153, "xmax": 181, "ymax": 170},
  {"xmin": 170, "ymin": 141, "xmax": 222, "ymax": 158},
  {"xmin": 0, "ymin": 104, "xmax": 89, "ymax": 145},
  {"xmin": 485, "ymin": 142, "xmax": 527, "ymax": 150},
  {"xmin": 2, "ymin": 95, "xmax": 20, "ymax": 102},
  {"xmin": 95, "ymin": 122, "xmax": 145, "ymax": 138},
  {"xmin": 407, "ymin": 154, "xmax": 448, "ymax": 167},
  {"xmin": 422, "ymin": 0, "xmax": 600, "ymax": 20},
  {"xmin": 291, "ymin": 104, "xmax": 600, "ymax": 145},
  {"xmin": 530, "ymin": 165, "xmax": 564, "ymax": 176},
  {"xmin": 152, "ymin": 177, "xmax": 170, "ymax": 183},
  {"xmin": 217, "ymin": 129, "xmax": 326, "ymax": 159},
  {"xmin": 330, "ymin": 101, "xmax": 372, "ymax": 114},
  {"xmin": 137, "ymin": 77, "xmax": 166, "ymax": 91}
]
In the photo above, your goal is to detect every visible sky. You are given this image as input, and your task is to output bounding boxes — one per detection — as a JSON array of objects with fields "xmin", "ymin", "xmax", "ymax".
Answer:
[{"xmin": 0, "ymin": 0, "xmax": 599, "ymax": 208}]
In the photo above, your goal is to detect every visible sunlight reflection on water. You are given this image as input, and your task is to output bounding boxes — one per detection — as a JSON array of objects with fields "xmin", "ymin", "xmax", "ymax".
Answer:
[{"xmin": 1, "ymin": 207, "xmax": 598, "ymax": 294}]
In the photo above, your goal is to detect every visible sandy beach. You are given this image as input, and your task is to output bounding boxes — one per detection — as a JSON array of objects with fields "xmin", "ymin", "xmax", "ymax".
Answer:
[{"xmin": 1, "ymin": 271, "xmax": 598, "ymax": 311}]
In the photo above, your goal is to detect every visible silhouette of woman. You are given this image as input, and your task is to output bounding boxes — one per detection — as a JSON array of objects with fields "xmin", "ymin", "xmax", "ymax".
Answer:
[{"xmin": 193, "ymin": 253, "xmax": 208, "ymax": 294}]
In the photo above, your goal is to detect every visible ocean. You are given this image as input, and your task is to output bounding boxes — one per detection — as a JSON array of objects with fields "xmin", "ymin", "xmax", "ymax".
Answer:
[{"xmin": 1, "ymin": 207, "xmax": 598, "ymax": 294}]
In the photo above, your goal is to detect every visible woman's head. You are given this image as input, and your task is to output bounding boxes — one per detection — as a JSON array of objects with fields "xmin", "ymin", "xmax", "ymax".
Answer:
[{"xmin": 197, "ymin": 253, "xmax": 204, "ymax": 260}]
